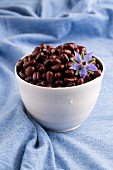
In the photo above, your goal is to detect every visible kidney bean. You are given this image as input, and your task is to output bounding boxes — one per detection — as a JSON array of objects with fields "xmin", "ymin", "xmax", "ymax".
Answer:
[
  {"xmin": 19, "ymin": 71, "xmax": 26, "ymax": 79},
  {"xmin": 94, "ymin": 70, "xmax": 101, "ymax": 77},
  {"xmin": 77, "ymin": 45, "xmax": 86, "ymax": 54},
  {"xmin": 44, "ymin": 59, "xmax": 52, "ymax": 67},
  {"xmin": 23, "ymin": 56, "xmax": 29, "ymax": 63},
  {"xmin": 65, "ymin": 62, "xmax": 73, "ymax": 69},
  {"xmin": 78, "ymin": 78, "xmax": 84, "ymax": 85},
  {"xmin": 63, "ymin": 49, "xmax": 72, "ymax": 56},
  {"xmin": 39, "ymin": 44, "xmax": 47, "ymax": 49},
  {"xmin": 25, "ymin": 76, "xmax": 32, "ymax": 82},
  {"xmin": 34, "ymin": 46, "xmax": 40, "ymax": 51},
  {"xmin": 70, "ymin": 53, "xmax": 75, "ymax": 59},
  {"xmin": 36, "ymin": 63, "xmax": 43, "ymax": 70},
  {"xmin": 23, "ymin": 60, "xmax": 36, "ymax": 68},
  {"xmin": 32, "ymin": 50, "xmax": 40, "ymax": 56},
  {"xmin": 49, "ymin": 48, "xmax": 55, "ymax": 54},
  {"xmin": 55, "ymin": 46, "xmax": 63, "ymax": 55},
  {"xmin": 25, "ymin": 66, "xmax": 35, "ymax": 76},
  {"xmin": 41, "ymin": 73, "xmax": 46, "ymax": 80},
  {"xmin": 54, "ymin": 72, "xmax": 62, "ymax": 80},
  {"xmin": 60, "ymin": 53, "xmax": 69, "ymax": 63},
  {"xmin": 84, "ymin": 75, "xmax": 91, "ymax": 83},
  {"xmin": 64, "ymin": 78, "xmax": 75, "ymax": 84},
  {"xmin": 64, "ymin": 70, "xmax": 74, "ymax": 77},
  {"xmin": 67, "ymin": 82, "xmax": 76, "ymax": 87},
  {"xmin": 32, "ymin": 72, "xmax": 40, "ymax": 82},
  {"xmin": 17, "ymin": 60, "xmax": 23, "ymax": 68},
  {"xmin": 46, "ymin": 84, "xmax": 53, "ymax": 88},
  {"xmin": 50, "ymin": 58, "xmax": 61, "ymax": 65},
  {"xmin": 54, "ymin": 80, "xmax": 63, "ymax": 87},
  {"xmin": 37, "ymin": 81, "xmax": 45, "ymax": 87},
  {"xmin": 75, "ymin": 48, "xmax": 80, "ymax": 53},
  {"xmin": 51, "ymin": 64, "xmax": 64, "ymax": 72},
  {"xmin": 36, "ymin": 52, "xmax": 45, "ymax": 62},
  {"xmin": 50, "ymin": 55, "xmax": 57, "ymax": 59},
  {"xmin": 38, "ymin": 66, "xmax": 46, "ymax": 73},
  {"xmin": 74, "ymin": 77, "xmax": 78, "ymax": 84},
  {"xmin": 46, "ymin": 71, "xmax": 53, "ymax": 84}
]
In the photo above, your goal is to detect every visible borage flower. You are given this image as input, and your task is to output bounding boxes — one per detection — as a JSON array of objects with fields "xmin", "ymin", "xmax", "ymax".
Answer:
[{"xmin": 69, "ymin": 52, "xmax": 98, "ymax": 78}]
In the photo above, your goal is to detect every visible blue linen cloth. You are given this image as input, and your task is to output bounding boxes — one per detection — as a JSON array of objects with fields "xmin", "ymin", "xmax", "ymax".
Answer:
[{"xmin": 0, "ymin": 0, "xmax": 113, "ymax": 169}]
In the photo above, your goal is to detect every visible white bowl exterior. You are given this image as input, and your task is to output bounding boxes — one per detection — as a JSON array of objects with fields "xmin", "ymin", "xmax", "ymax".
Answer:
[{"xmin": 15, "ymin": 62, "xmax": 104, "ymax": 131}]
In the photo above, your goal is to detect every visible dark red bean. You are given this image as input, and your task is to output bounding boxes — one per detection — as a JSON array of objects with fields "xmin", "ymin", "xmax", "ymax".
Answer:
[
  {"xmin": 60, "ymin": 53, "xmax": 69, "ymax": 63},
  {"xmin": 44, "ymin": 59, "xmax": 52, "ymax": 67},
  {"xmin": 23, "ymin": 56, "xmax": 31, "ymax": 63},
  {"xmin": 32, "ymin": 72, "xmax": 40, "ymax": 82},
  {"xmin": 55, "ymin": 46, "xmax": 63, "ymax": 55},
  {"xmin": 67, "ymin": 82, "xmax": 76, "ymax": 87},
  {"xmin": 54, "ymin": 80, "xmax": 63, "ymax": 87},
  {"xmin": 94, "ymin": 70, "xmax": 101, "ymax": 77},
  {"xmin": 36, "ymin": 52, "xmax": 45, "ymax": 62},
  {"xmin": 37, "ymin": 81, "xmax": 45, "ymax": 87},
  {"xmin": 19, "ymin": 71, "xmax": 26, "ymax": 79},
  {"xmin": 51, "ymin": 64, "xmax": 64, "ymax": 72},
  {"xmin": 41, "ymin": 73, "xmax": 46, "ymax": 80},
  {"xmin": 25, "ymin": 76, "xmax": 32, "ymax": 82},
  {"xmin": 50, "ymin": 55, "xmax": 57, "ymax": 59},
  {"xmin": 65, "ymin": 62, "xmax": 73, "ymax": 69},
  {"xmin": 34, "ymin": 46, "xmax": 40, "ymax": 51},
  {"xmin": 39, "ymin": 44, "xmax": 47, "ymax": 49},
  {"xmin": 54, "ymin": 72, "xmax": 62, "ymax": 80},
  {"xmin": 46, "ymin": 71, "xmax": 53, "ymax": 84},
  {"xmin": 64, "ymin": 78, "xmax": 75, "ymax": 84},
  {"xmin": 63, "ymin": 49, "xmax": 72, "ymax": 55},
  {"xmin": 36, "ymin": 63, "xmax": 43, "ymax": 70},
  {"xmin": 78, "ymin": 78, "xmax": 84, "ymax": 85},
  {"xmin": 23, "ymin": 60, "xmax": 36, "ymax": 68},
  {"xmin": 77, "ymin": 45, "xmax": 86, "ymax": 54},
  {"xmin": 64, "ymin": 70, "xmax": 74, "ymax": 77},
  {"xmin": 49, "ymin": 48, "xmax": 55, "ymax": 54},
  {"xmin": 46, "ymin": 84, "xmax": 53, "ymax": 88},
  {"xmin": 25, "ymin": 66, "xmax": 35, "ymax": 76},
  {"xmin": 75, "ymin": 48, "xmax": 80, "ymax": 53},
  {"xmin": 17, "ymin": 60, "xmax": 23, "ymax": 68},
  {"xmin": 84, "ymin": 75, "xmax": 91, "ymax": 83},
  {"xmin": 38, "ymin": 66, "xmax": 46, "ymax": 73},
  {"xmin": 50, "ymin": 58, "xmax": 61, "ymax": 65},
  {"xmin": 32, "ymin": 50, "xmax": 40, "ymax": 56},
  {"xmin": 74, "ymin": 77, "xmax": 78, "ymax": 84}
]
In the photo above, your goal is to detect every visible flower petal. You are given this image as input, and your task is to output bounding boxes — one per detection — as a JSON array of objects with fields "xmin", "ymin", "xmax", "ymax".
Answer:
[
  {"xmin": 84, "ymin": 52, "xmax": 93, "ymax": 62},
  {"xmin": 86, "ymin": 63, "xmax": 98, "ymax": 71},
  {"xmin": 75, "ymin": 52, "xmax": 82, "ymax": 63},
  {"xmin": 69, "ymin": 63, "xmax": 81, "ymax": 70},
  {"xmin": 79, "ymin": 67, "xmax": 87, "ymax": 78}
]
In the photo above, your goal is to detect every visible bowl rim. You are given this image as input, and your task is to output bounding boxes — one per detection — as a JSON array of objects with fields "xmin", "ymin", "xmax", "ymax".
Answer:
[{"xmin": 15, "ymin": 55, "xmax": 105, "ymax": 91}]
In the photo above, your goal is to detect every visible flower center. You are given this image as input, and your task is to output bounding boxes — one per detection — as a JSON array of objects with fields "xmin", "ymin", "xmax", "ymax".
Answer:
[{"xmin": 82, "ymin": 61, "xmax": 86, "ymax": 65}]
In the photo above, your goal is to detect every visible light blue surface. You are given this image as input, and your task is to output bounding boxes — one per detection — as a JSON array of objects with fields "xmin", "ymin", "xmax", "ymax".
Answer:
[{"xmin": 0, "ymin": 0, "xmax": 113, "ymax": 170}]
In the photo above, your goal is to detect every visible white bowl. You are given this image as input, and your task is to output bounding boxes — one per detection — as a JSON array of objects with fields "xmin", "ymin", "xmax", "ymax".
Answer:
[{"xmin": 15, "ymin": 56, "xmax": 105, "ymax": 132}]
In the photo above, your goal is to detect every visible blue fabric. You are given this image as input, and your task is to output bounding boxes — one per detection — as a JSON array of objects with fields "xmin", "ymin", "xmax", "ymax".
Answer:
[{"xmin": 0, "ymin": 0, "xmax": 113, "ymax": 169}]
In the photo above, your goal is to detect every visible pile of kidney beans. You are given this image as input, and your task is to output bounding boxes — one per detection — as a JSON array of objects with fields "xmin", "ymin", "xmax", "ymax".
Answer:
[{"xmin": 16, "ymin": 43, "xmax": 102, "ymax": 88}]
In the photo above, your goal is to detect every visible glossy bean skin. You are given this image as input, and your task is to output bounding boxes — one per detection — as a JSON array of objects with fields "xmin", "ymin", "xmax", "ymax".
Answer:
[
  {"xmin": 17, "ymin": 43, "xmax": 102, "ymax": 87},
  {"xmin": 25, "ymin": 66, "xmax": 35, "ymax": 76},
  {"xmin": 51, "ymin": 64, "xmax": 64, "ymax": 72},
  {"xmin": 46, "ymin": 71, "xmax": 53, "ymax": 84},
  {"xmin": 32, "ymin": 72, "xmax": 40, "ymax": 82}
]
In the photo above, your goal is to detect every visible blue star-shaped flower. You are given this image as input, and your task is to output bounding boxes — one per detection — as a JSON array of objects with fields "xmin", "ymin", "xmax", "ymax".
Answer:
[{"xmin": 69, "ymin": 52, "xmax": 98, "ymax": 78}]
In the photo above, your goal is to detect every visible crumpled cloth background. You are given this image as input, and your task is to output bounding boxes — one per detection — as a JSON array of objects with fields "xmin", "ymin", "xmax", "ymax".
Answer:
[{"xmin": 0, "ymin": 0, "xmax": 113, "ymax": 169}]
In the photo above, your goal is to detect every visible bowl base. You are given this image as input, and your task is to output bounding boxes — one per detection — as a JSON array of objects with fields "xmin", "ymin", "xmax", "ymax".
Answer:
[
  {"xmin": 26, "ymin": 109, "xmax": 81, "ymax": 133},
  {"xmin": 44, "ymin": 124, "xmax": 80, "ymax": 133}
]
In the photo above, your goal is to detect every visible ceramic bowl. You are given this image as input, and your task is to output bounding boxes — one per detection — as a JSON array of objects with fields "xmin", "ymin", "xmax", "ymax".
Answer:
[{"xmin": 15, "ymin": 56, "xmax": 104, "ymax": 132}]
